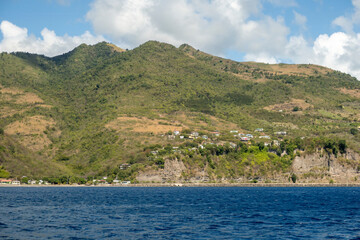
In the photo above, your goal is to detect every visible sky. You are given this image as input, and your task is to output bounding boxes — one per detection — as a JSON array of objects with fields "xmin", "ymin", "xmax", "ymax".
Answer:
[{"xmin": 1, "ymin": 0, "xmax": 360, "ymax": 79}]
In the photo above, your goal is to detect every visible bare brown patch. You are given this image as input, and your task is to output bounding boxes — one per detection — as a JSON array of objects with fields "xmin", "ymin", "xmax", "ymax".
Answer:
[
  {"xmin": 0, "ymin": 105, "xmax": 51, "ymax": 119},
  {"xmin": 5, "ymin": 115, "xmax": 57, "ymax": 151},
  {"xmin": 107, "ymin": 43, "xmax": 125, "ymax": 52},
  {"xmin": 5, "ymin": 115, "xmax": 55, "ymax": 135},
  {"xmin": 106, "ymin": 117, "xmax": 184, "ymax": 134},
  {"xmin": 234, "ymin": 63, "xmax": 334, "ymax": 83},
  {"xmin": 107, "ymin": 112, "xmax": 242, "ymax": 135},
  {"xmin": 15, "ymin": 92, "xmax": 44, "ymax": 104},
  {"xmin": 339, "ymin": 88, "xmax": 360, "ymax": 98},
  {"xmin": 269, "ymin": 64, "xmax": 331, "ymax": 76},
  {"xmin": 0, "ymin": 94, "xmax": 14, "ymax": 102},
  {"xmin": 0, "ymin": 85, "xmax": 45, "ymax": 105},
  {"xmin": 0, "ymin": 85, "xmax": 24, "ymax": 95},
  {"xmin": 264, "ymin": 99, "xmax": 313, "ymax": 113},
  {"xmin": 0, "ymin": 106, "xmax": 32, "ymax": 118}
]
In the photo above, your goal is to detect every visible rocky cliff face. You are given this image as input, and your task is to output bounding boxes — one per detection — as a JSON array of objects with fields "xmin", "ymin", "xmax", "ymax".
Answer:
[
  {"xmin": 137, "ymin": 159, "xmax": 187, "ymax": 183},
  {"xmin": 136, "ymin": 150, "xmax": 360, "ymax": 184},
  {"xmin": 292, "ymin": 149, "xmax": 360, "ymax": 183}
]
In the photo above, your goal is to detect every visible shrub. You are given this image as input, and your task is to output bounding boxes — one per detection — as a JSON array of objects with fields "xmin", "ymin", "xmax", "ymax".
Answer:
[
  {"xmin": 292, "ymin": 106, "xmax": 300, "ymax": 112},
  {"xmin": 350, "ymin": 128, "xmax": 358, "ymax": 135},
  {"xmin": 0, "ymin": 166, "xmax": 10, "ymax": 178}
]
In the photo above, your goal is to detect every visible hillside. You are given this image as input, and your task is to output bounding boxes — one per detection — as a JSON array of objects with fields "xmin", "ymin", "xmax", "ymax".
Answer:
[{"xmin": 0, "ymin": 41, "xmax": 360, "ymax": 183}]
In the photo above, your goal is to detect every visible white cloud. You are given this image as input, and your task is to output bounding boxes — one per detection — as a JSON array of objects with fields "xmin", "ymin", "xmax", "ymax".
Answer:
[
  {"xmin": 293, "ymin": 11, "xmax": 307, "ymax": 30},
  {"xmin": 0, "ymin": 20, "xmax": 106, "ymax": 57},
  {"xmin": 311, "ymin": 32, "xmax": 360, "ymax": 79},
  {"xmin": 270, "ymin": 32, "xmax": 360, "ymax": 79},
  {"xmin": 332, "ymin": 0, "xmax": 360, "ymax": 33},
  {"xmin": 86, "ymin": 0, "xmax": 288, "ymax": 56},
  {"xmin": 244, "ymin": 52, "xmax": 278, "ymax": 64}
]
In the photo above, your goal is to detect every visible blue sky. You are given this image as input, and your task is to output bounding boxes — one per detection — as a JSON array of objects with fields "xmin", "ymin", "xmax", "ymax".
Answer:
[{"xmin": 1, "ymin": 0, "xmax": 360, "ymax": 79}]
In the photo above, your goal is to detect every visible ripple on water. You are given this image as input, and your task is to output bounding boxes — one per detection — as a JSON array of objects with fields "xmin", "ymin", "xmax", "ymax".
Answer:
[{"xmin": 0, "ymin": 187, "xmax": 360, "ymax": 239}]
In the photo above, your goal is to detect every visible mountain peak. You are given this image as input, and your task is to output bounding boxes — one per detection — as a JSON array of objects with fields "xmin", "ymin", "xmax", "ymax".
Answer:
[
  {"xmin": 179, "ymin": 43, "xmax": 197, "ymax": 52},
  {"xmin": 105, "ymin": 43, "xmax": 125, "ymax": 53}
]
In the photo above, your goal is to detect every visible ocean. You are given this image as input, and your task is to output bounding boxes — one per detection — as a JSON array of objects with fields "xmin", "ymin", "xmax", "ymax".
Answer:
[{"xmin": 1, "ymin": 187, "xmax": 360, "ymax": 239}]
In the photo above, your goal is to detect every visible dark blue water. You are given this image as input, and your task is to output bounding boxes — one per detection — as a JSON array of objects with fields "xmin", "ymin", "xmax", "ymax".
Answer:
[{"xmin": 1, "ymin": 187, "xmax": 360, "ymax": 239}]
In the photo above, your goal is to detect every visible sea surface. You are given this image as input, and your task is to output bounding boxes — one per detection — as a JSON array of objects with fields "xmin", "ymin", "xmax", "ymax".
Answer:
[{"xmin": 1, "ymin": 187, "xmax": 360, "ymax": 239}]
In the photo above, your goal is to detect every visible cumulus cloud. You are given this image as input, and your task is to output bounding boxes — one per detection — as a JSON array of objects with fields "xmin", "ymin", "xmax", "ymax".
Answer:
[
  {"xmin": 0, "ymin": 20, "xmax": 106, "ymax": 57},
  {"xmin": 311, "ymin": 32, "xmax": 360, "ymax": 79},
  {"xmin": 332, "ymin": 0, "xmax": 360, "ymax": 33},
  {"xmin": 269, "ymin": 32, "xmax": 360, "ymax": 79},
  {"xmin": 86, "ymin": 0, "xmax": 288, "ymax": 56}
]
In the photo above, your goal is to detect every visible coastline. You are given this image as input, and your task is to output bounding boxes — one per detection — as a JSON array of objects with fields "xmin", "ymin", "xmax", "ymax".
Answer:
[{"xmin": 2, "ymin": 183, "xmax": 360, "ymax": 187}]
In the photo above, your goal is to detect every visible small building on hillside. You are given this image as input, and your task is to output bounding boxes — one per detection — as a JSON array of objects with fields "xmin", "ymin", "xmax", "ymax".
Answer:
[
  {"xmin": 191, "ymin": 131, "xmax": 199, "ymax": 137},
  {"xmin": 229, "ymin": 142, "xmax": 237, "ymax": 148},
  {"xmin": 241, "ymin": 137, "xmax": 249, "ymax": 142},
  {"xmin": 12, "ymin": 180, "xmax": 20, "ymax": 185},
  {"xmin": 113, "ymin": 180, "xmax": 121, "ymax": 185},
  {"xmin": 246, "ymin": 134, "xmax": 253, "ymax": 138},
  {"xmin": 0, "ymin": 179, "xmax": 12, "ymax": 184},
  {"xmin": 259, "ymin": 135, "xmax": 271, "ymax": 139},
  {"xmin": 211, "ymin": 131, "xmax": 220, "ymax": 137},
  {"xmin": 120, "ymin": 163, "xmax": 131, "ymax": 170}
]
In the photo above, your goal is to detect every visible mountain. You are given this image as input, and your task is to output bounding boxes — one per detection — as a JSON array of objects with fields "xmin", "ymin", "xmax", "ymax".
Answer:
[{"xmin": 0, "ymin": 41, "xmax": 360, "ymax": 183}]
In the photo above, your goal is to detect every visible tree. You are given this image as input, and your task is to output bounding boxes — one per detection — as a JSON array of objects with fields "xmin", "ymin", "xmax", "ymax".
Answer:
[
  {"xmin": 338, "ymin": 140, "xmax": 347, "ymax": 154},
  {"xmin": 292, "ymin": 106, "xmax": 300, "ymax": 112},
  {"xmin": 290, "ymin": 173, "xmax": 297, "ymax": 183},
  {"xmin": 257, "ymin": 142, "xmax": 265, "ymax": 151},
  {"xmin": 350, "ymin": 128, "xmax": 358, "ymax": 135},
  {"xmin": 0, "ymin": 166, "xmax": 10, "ymax": 178},
  {"xmin": 21, "ymin": 177, "xmax": 29, "ymax": 184}
]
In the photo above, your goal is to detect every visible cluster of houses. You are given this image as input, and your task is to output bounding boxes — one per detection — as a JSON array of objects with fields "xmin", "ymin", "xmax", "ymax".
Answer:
[
  {"xmin": 147, "ymin": 127, "xmax": 288, "ymax": 157},
  {"xmin": 0, "ymin": 179, "xmax": 20, "ymax": 185},
  {"xmin": 168, "ymin": 131, "xmax": 212, "ymax": 140},
  {"xmin": 92, "ymin": 176, "xmax": 131, "ymax": 185},
  {"xmin": 0, "ymin": 178, "xmax": 51, "ymax": 185},
  {"xmin": 166, "ymin": 127, "xmax": 282, "ymax": 145},
  {"xmin": 0, "ymin": 177, "xmax": 133, "ymax": 186}
]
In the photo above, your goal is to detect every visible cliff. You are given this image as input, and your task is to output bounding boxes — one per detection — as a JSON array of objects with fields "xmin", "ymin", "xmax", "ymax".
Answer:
[{"xmin": 292, "ymin": 150, "xmax": 360, "ymax": 183}]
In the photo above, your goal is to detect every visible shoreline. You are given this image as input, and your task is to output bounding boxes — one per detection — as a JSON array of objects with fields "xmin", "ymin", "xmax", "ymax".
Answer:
[{"xmin": 2, "ymin": 183, "xmax": 360, "ymax": 187}]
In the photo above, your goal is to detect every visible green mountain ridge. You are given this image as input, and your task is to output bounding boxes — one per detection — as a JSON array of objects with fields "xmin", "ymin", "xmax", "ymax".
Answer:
[{"xmin": 0, "ymin": 40, "xmax": 360, "ymax": 183}]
